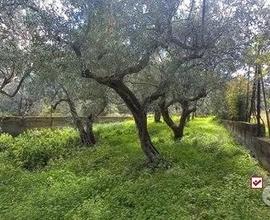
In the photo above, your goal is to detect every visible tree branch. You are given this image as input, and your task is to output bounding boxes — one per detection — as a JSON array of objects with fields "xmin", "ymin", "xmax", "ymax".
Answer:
[
  {"xmin": 51, "ymin": 98, "xmax": 69, "ymax": 111},
  {"xmin": 117, "ymin": 44, "xmax": 159, "ymax": 79},
  {"xmin": 0, "ymin": 67, "xmax": 32, "ymax": 98},
  {"xmin": 188, "ymin": 88, "xmax": 207, "ymax": 102},
  {"xmin": 142, "ymin": 79, "xmax": 169, "ymax": 109},
  {"xmin": 187, "ymin": 106, "xmax": 197, "ymax": 114}
]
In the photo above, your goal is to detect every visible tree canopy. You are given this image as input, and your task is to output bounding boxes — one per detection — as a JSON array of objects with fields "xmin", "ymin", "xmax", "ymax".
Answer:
[{"xmin": 0, "ymin": 0, "xmax": 269, "ymax": 162}]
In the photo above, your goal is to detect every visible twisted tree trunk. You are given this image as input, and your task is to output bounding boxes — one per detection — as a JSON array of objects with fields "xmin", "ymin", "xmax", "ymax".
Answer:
[
  {"xmin": 134, "ymin": 112, "xmax": 160, "ymax": 162},
  {"xmin": 154, "ymin": 106, "xmax": 161, "ymax": 123},
  {"xmin": 74, "ymin": 38, "xmax": 161, "ymax": 163},
  {"xmin": 160, "ymin": 100, "xmax": 194, "ymax": 140},
  {"xmin": 67, "ymin": 99, "xmax": 95, "ymax": 146},
  {"xmin": 175, "ymin": 108, "xmax": 190, "ymax": 139},
  {"xmin": 109, "ymin": 80, "xmax": 160, "ymax": 163},
  {"xmin": 85, "ymin": 114, "xmax": 96, "ymax": 144},
  {"xmin": 53, "ymin": 88, "xmax": 96, "ymax": 146}
]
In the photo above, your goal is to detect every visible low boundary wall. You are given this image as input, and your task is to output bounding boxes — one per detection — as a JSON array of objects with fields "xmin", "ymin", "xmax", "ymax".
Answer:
[
  {"xmin": 222, "ymin": 120, "xmax": 270, "ymax": 171},
  {"xmin": 0, "ymin": 116, "xmax": 133, "ymax": 136}
]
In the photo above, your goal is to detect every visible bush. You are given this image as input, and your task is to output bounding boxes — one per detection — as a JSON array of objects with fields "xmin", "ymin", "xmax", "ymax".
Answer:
[
  {"xmin": 225, "ymin": 77, "xmax": 249, "ymax": 121},
  {"xmin": 9, "ymin": 128, "xmax": 80, "ymax": 170},
  {"xmin": 0, "ymin": 133, "xmax": 14, "ymax": 152}
]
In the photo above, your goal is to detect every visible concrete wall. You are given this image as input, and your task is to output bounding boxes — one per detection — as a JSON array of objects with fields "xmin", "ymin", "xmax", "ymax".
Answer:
[
  {"xmin": 222, "ymin": 120, "xmax": 270, "ymax": 171},
  {"xmin": 0, "ymin": 116, "xmax": 133, "ymax": 136}
]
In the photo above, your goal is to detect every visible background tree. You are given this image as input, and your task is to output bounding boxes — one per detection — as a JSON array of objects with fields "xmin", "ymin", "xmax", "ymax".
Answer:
[
  {"xmin": 0, "ymin": 1, "xmax": 34, "ymax": 97},
  {"xmin": 30, "ymin": 43, "xmax": 108, "ymax": 146},
  {"xmin": 1, "ymin": 0, "xmax": 267, "ymax": 163},
  {"xmin": 225, "ymin": 77, "xmax": 250, "ymax": 121},
  {"xmin": 158, "ymin": 65, "xmax": 212, "ymax": 140}
]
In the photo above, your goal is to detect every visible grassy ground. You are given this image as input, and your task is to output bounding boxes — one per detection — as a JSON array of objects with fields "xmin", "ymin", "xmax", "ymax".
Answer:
[{"xmin": 0, "ymin": 117, "xmax": 269, "ymax": 219}]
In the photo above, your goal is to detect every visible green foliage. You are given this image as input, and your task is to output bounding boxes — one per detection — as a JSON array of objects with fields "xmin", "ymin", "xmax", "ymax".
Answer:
[
  {"xmin": 5, "ymin": 128, "xmax": 80, "ymax": 170},
  {"xmin": 0, "ymin": 133, "xmax": 13, "ymax": 152},
  {"xmin": 0, "ymin": 118, "xmax": 269, "ymax": 219},
  {"xmin": 225, "ymin": 77, "xmax": 249, "ymax": 121}
]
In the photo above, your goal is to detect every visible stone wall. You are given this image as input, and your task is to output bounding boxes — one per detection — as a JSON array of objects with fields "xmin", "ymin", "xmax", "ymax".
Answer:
[
  {"xmin": 0, "ymin": 116, "xmax": 132, "ymax": 136},
  {"xmin": 222, "ymin": 120, "xmax": 270, "ymax": 171}
]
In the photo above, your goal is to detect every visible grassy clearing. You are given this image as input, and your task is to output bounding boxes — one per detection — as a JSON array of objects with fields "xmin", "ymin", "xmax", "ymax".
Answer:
[{"xmin": 0, "ymin": 117, "xmax": 269, "ymax": 219}]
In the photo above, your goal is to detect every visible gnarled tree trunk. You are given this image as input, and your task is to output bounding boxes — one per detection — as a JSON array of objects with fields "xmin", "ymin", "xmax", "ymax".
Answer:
[
  {"xmin": 175, "ymin": 107, "xmax": 191, "ymax": 139},
  {"xmin": 160, "ymin": 100, "xmax": 194, "ymax": 140},
  {"xmin": 74, "ymin": 37, "xmax": 161, "ymax": 162},
  {"xmin": 53, "ymin": 87, "xmax": 96, "ymax": 146},
  {"xmin": 109, "ymin": 80, "xmax": 160, "ymax": 163},
  {"xmin": 85, "ymin": 114, "xmax": 96, "ymax": 144},
  {"xmin": 134, "ymin": 111, "xmax": 160, "ymax": 162},
  {"xmin": 154, "ymin": 106, "xmax": 161, "ymax": 123},
  {"xmin": 67, "ymin": 99, "xmax": 96, "ymax": 146}
]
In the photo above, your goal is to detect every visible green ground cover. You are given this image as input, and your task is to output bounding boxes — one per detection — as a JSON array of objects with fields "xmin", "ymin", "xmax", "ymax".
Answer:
[{"xmin": 0, "ymin": 117, "xmax": 269, "ymax": 219}]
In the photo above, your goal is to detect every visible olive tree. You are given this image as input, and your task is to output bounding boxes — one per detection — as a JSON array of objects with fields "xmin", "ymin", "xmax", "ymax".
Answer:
[
  {"xmin": 7, "ymin": 0, "xmax": 266, "ymax": 163},
  {"xmin": 0, "ymin": 1, "xmax": 34, "ymax": 97},
  {"xmin": 20, "ymin": 0, "xmax": 180, "ymax": 163},
  {"xmin": 29, "ymin": 44, "xmax": 108, "ymax": 146}
]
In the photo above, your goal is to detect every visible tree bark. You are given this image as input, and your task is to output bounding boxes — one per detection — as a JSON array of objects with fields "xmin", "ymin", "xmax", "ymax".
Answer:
[
  {"xmin": 68, "ymin": 101, "xmax": 94, "ymax": 145},
  {"xmin": 175, "ymin": 109, "xmax": 189, "ymax": 139},
  {"xmin": 186, "ymin": 114, "xmax": 191, "ymax": 122},
  {"xmin": 154, "ymin": 107, "xmax": 161, "ymax": 123},
  {"xmin": 59, "ymin": 88, "xmax": 96, "ymax": 146},
  {"xmin": 108, "ymin": 80, "xmax": 160, "ymax": 163},
  {"xmin": 191, "ymin": 112, "xmax": 195, "ymax": 120},
  {"xmin": 256, "ymin": 65, "xmax": 262, "ymax": 136},
  {"xmin": 68, "ymin": 101, "xmax": 96, "ymax": 146},
  {"xmin": 134, "ymin": 112, "xmax": 160, "ymax": 162},
  {"xmin": 160, "ymin": 100, "xmax": 194, "ymax": 140},
  {"xmin": 245, "ymin": 66, "xmax": 250, "ymax": 121},
  {"xmin": 261, "ymin": 74, "xmax": 270, "ymax": 137},
  {"xmin": 85, "ymin": 114, "xmax": 96, "ymax": 144},
  {"xmin": 248, "ymin": 67, "xmax": 257, "ymax": 122},
  {"xmin": 160, "ymin": 105, "xmax": 180, "ymax": 139}
]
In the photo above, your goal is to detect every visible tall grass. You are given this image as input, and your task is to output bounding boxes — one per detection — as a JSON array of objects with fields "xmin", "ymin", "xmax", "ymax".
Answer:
[{"xmin": 0, "ymin": 117, "xmax": 269, "ymax": 219}]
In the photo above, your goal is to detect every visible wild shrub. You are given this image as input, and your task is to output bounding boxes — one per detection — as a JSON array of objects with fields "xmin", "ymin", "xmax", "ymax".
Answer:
[
  {"xmin": 0, "ymin": 133, "xmax": 14, "ymax": 152},
  {"xmin": 225, "ymin": 77, "xmax": 249, "ymax": 121},
  {"xmin": 9, "ymin": 128, "xmax": 80, "ymax": 170}
]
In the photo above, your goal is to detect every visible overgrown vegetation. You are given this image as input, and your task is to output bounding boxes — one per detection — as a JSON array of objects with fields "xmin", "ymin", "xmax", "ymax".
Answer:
[
  {"xmin": 6, "ymin": 129, "xmax": 80, "ymax": 170},
  {"xmin": 225, "ymin": 77, "xmax": 249, "ymax": 121},
  {"xmin": 0, "ymin": 118, "xmax": 269, "ymax": 219},
  {"xmin": 1, "ymin": 0, "xmax": 269, "ymax": 161},
  {"xmin": 0, "ymin": 133, "xmax": 13, "ymax": 152},
  {"xmin": 0, "ymin": 1, "xmax": 269, "ymax": 218}
]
